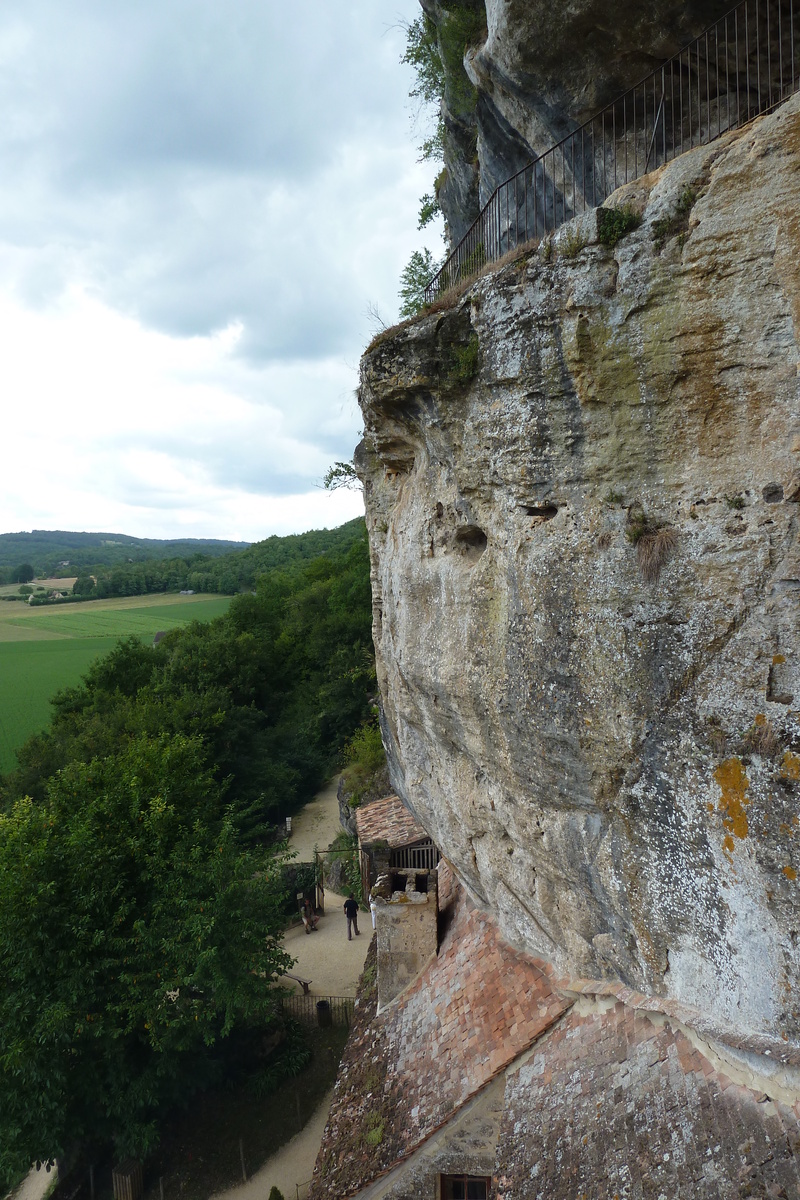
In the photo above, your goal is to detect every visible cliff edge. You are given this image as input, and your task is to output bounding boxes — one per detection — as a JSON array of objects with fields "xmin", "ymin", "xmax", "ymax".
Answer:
[{"xmin": 357, "ymin": 95, "xmax": 800, "ymax": 1049}]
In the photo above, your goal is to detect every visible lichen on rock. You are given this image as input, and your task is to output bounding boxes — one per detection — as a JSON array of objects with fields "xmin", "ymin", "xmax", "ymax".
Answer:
[{"xmin": 357, "ymin": 95, "xmax": 800, "ymax": 1046}]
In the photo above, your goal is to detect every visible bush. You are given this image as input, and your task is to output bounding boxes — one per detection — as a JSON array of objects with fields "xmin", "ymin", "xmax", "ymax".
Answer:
[
  {"xmin": 597, "ymin": 205, "xmax": 641, "ymax": 248},
  {"xmin": 343, "ymin": 717, "xmax": 386, "ymax": 776},
  {"xmin": 625, "ymin": 508, "xmax": 677, "ymax": 583},
  {"xmin": 652, "ymin": 186, "xmax": 696, "ymax": 250},
  {"xmin": 447, "ymin": 334, "xmax": 480, "ymax": 385}
]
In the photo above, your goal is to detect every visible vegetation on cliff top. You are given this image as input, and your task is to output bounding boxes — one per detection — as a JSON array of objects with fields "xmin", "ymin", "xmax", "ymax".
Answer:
[{"xmin": 398, "ymin": 1, "xmax": 486, "ymax": 316}]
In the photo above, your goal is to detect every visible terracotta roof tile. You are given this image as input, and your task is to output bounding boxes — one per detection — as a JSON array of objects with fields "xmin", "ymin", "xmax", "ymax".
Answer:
[
  {"xmin": 310, "ymin": 890, "xmax": 571, "ymax": 1199},
  {"xmin": 354, "ymin": 794, "xmax": 429, "ymax": 849}
]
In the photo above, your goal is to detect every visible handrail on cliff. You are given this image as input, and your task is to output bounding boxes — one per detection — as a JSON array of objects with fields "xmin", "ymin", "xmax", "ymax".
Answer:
[{"xmin": 424, "ymin": 0, "xmax": 799, "ymax": 304}]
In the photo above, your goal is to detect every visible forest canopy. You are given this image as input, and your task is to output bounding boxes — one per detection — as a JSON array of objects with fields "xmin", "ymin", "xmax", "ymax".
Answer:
[{"xmin": 0, "ymin": 521, "xmax": 376, "ymax": 1179}]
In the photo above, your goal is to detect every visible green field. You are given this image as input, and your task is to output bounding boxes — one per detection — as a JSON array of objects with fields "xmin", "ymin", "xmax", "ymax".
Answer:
[{"xmin": 0, "ymin": 593, "xmax": 231, "ymax": 774}]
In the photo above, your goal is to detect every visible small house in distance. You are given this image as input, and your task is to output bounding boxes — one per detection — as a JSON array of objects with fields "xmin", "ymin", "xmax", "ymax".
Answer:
[{"xmin": 354, "ymin": 794, "xmax": 439, "ymax": 900}]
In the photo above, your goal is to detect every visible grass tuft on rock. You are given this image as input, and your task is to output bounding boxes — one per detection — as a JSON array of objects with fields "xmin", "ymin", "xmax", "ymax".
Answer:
[{"xmin": 597, "ymin": 205, "xmax": 641, "ymax": 248}]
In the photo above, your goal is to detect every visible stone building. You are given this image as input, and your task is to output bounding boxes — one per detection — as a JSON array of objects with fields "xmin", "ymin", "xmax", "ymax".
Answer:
[
  {"xmin": 354, "ymin": 794, "xmax": 439, "ymax": 901},
  {"xmin": 311, "ymin": 867, "xmax": 800, "ymax": 1199}
]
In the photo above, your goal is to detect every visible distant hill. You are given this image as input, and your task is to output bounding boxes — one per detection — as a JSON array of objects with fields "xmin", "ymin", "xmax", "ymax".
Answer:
[
  {"xmin": 0, "ymin": 530, "xmax": 250, "ymax": 576},
  {"xmin": 0, "ymin": 518, "xmax": 368, "ymax": 597}
]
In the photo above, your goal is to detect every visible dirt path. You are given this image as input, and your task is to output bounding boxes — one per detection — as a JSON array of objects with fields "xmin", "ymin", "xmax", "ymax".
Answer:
[
  {"xmin": 286, "ymin": 776, "xmax": 345, "ymax": 861},
  {"xmin": 281, "ymin": 775, "xmax": 369, "ymax": 998},
  {"xmin": 212, "ymin": 1087, "xmax": 335, "ymax": 1200},
  {"xmin": 212, "ymin": 778, "xmax": 369, "ymax": 1200},
  {"xmin": 8, "ymin": 1164, "xmax": 57, "ymax": 1200}
]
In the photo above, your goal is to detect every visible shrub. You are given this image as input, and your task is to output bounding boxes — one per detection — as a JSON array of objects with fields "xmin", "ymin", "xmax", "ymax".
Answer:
[
  {"xmin": 636, "ymin": 527, "xmax": 678, "ymax": 584},
  {"xmin": 742, "ymin": 716, "xmax": 781, "ymax": 759},
  {"xmin": 652, "ymin": 186, "xmax": 696, "ymax": 250},
  {"xmin": 447, "ymin": 334, "xmax": 480, "ymax": 385},
  {"xmin": 343, "ymin": 717, "xmax": 386, "ymax": 777},
  {"xmin": 597, "ymin": 205, "xmax": 641, "ymax": 248},
  {"xmin": 561, "ymin": 228, "xmax": 588, "ymax": 258}
]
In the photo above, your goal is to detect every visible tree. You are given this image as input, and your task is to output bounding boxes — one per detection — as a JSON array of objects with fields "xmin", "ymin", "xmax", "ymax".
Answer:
[
  {"xmin": 399, "ymin": 248, "xmax": 440, "ymax": 318},
  {"xmin": 12, "ymin": 563, "xmax": 34, "ymax": 584},
  {"xmin": 72, "ymin": 575, "xmax": 96, "ymax": 597},
  {"xmin": 323, "ymin": 461, "xmax": 360, "ymax": 491},
  {"xmin": 0, "ymin": 733, "xmax": 292, "ymax": 1179}
]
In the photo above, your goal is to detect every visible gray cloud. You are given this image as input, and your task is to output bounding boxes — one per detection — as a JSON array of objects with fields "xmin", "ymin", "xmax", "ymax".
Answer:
[
  {"xmin": 0, "ymin": 0, "xmax": 425, "ymax": 362},
  {"xmin": 0, "ymin": 0, "xmax": 441, "ymax": 539}
]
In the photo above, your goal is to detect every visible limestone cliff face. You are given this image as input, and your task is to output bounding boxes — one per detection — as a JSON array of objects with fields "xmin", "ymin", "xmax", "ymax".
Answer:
[
  {"xmin": 358, "ymin": 96, "xmax": 800, "ymax": 1046},
  {"xmin": 431, "ymin": 0, "xmax": 724, "ymax": 241}
]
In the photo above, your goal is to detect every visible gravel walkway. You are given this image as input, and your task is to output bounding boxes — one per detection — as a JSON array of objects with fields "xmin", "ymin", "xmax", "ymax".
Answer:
[{"xmin": 212, "ymin": 777, "xmax": 369, "ymax": 1200}]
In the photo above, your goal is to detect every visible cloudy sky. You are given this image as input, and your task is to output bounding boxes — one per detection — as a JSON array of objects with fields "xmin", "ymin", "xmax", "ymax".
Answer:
[{"xmin": 0, "ymin": 0, "xmax": 441, "ymax": 542}]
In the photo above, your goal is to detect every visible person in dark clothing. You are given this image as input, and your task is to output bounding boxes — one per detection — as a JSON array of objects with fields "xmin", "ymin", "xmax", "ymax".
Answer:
[{"xmin": 343, "ymin": 893, "xmax": 360, "ymax": 940}]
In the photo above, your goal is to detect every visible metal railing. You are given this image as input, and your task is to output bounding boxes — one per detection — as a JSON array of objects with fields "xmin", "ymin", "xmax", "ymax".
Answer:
[
  {"xmin": 389, "ymin": 841, "xmax": 440, "ymax": 871},
  {"xmin": 425, "ymin": 0, "xmax": 799, "ymax": 303},
  {"xmin": 281, "ymin": 992, "xmax": 355, "ymax": 1026}
]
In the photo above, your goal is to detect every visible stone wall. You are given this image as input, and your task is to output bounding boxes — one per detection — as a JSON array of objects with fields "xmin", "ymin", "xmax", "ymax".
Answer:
[{"xmin": 375, "ymin": 880, "xmax": 438, "ymax": 1009}]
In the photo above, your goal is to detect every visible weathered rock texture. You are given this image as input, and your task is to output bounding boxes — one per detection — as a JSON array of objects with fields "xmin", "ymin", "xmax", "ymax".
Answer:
[
  {"xmin": 429, "ymin": 0, "xmax": 726, "ymax": 239},
  {"xmin": 358, "ymin": 95, "xmax": 800, "ymax": 1048}
]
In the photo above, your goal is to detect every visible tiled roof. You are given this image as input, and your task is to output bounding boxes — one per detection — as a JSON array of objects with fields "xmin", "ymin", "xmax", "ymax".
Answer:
[
  {"xmin": 354, "ymin": 793, "xmax": 429, "ymax": 849},
  {"xmin": 497, "ymin": 1002, "xmax": 800, "ymax": 1198},
  {"xmin": 311, "ymin": 887, "xmax": 800, "ymax": 1199},
  {"xmin": 309, "ymin": 889, "xmax": 571, "ymax": 1199}
]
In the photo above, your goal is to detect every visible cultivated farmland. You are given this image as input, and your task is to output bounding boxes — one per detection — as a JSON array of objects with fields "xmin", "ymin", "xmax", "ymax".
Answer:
[{"xmin": 0, "ymin": 592, "xmax": 230, "ymax": 774}]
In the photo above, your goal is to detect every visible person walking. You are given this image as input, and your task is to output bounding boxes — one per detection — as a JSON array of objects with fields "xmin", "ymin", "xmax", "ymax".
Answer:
[{"xmin": 344, "ymin": 893, "xmax": 360, "ymax": 940}]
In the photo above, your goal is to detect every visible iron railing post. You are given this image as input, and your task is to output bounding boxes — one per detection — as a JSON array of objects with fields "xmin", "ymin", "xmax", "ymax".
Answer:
[{"xmin": 422, "ymin": 0, "xmax": 800, "ymax": 302}]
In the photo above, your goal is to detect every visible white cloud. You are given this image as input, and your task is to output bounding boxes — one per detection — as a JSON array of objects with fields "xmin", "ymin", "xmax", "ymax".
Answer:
[{"xmin": 0, "ymin": 0, "xmax": 442, "ymax": 541}]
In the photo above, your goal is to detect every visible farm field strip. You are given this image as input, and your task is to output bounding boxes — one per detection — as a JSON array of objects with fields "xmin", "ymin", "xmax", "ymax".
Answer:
[
  {"xmin": 0, "ymin": 638, "xmax": 120, "ymax": 774},
  {"xmin": 0, "ymin": 594, "xmax": 230, "ymax": 637},
  {"xmin": 0, "ymin": 593, "xmax": 231, "ymax": 774}
]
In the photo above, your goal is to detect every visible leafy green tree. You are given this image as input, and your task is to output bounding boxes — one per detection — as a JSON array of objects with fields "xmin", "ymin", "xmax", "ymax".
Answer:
[
  {"xmin": 399, "ymin": 248, "xmax": 440, "ymax": 318},
  {"xmin": 12, "ymin": 563, "xmax": 34, "ymax": 584},
  {"xmin": 323, "ymin": 461, "xmax": 360, "ymax": 491},
  {"xmin": 418, "ymin": 191, "xmax": 441, "ymax": 230},
  {"xmin": 72, "ymin": 575, "xmax": 96, "ymax": 597},
  {"xmin": 0, "ymin": 733, "xmax": 292, "ymax": 1179}
]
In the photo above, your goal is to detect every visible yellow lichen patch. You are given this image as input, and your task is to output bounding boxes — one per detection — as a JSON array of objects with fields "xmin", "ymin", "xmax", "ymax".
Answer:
[
  {"xmin": 714, "ymin": 757, "xmax": 750, "ymax": 842},
  {"xmin": 754, "ymin": 713, "xmax": 767, "ymax": 727},
  {"xmin": 773, "ymin": 654, "xmax": 786, "ymax": 665},
  {"xmin": 781, "ymin": 751, "xmax": 800, "ymax": 782},
  {"xmin": 783, "ymin": 866, "xmax": 797, "ymax": 881},
  {"xmin": 723, "ymin": 834, "xmax": 735, "ymax": 854}
]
